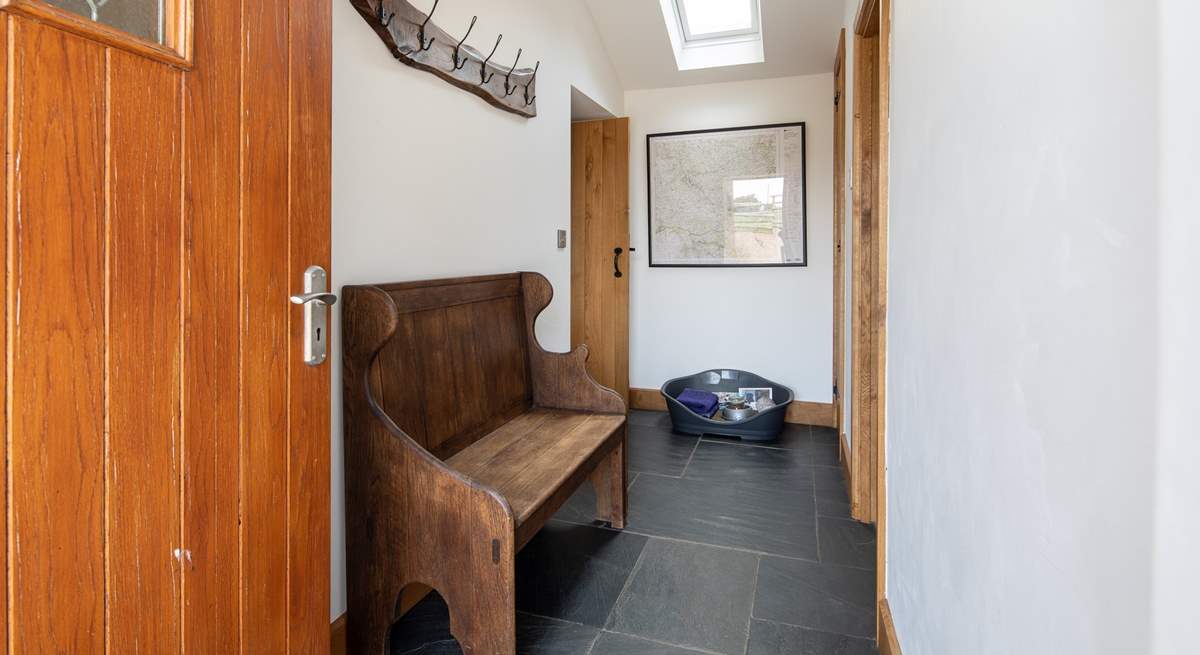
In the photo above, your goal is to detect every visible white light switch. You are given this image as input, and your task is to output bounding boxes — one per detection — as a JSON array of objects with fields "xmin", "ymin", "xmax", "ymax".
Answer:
[{"xmin": 557, "ymin": 230, "xmax": 568, "ymax": 249}]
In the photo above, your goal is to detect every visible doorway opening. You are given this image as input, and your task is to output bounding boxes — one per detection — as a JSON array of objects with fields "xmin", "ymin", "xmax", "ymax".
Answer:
[{"xmin": 569, "ymin": 86, "xmax": 630, "ymax": 407}]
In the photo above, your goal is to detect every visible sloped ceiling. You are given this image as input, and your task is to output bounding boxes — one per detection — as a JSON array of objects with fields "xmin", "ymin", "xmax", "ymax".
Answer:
[{"xmin": 584, "ymin": 0, "xmax": 843, "ymax": 90}]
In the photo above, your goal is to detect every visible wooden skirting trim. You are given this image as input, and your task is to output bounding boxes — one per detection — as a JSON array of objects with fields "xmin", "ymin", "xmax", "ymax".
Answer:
[
  {"xmin": 629, "ymin": 388, "xmax": 837, "ymax": 428},
  {"xmin": 331, "ymin": 613, "xmax": 347, "ymax": 655},
  {"xmin": 785, "ymin": 401, "xmax": 837, "ymax": 428},
  {"xmin": 878, "ymin": 599, "xmax": 902, "ymax": 655},
  {"xmin": 629, "ymin": 388, "xmax": 668, "ymax": 412}
]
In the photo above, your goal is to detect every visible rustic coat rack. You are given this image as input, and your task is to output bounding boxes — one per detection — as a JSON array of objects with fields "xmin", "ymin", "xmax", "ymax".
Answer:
[{"xmin": 350, "ymin": 0, "xmax": 539, "ymax": 118}]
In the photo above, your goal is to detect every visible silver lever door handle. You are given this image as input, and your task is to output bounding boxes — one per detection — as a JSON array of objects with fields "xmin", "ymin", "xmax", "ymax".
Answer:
[
  {"xmin": 293, "ymin": 266, "xmax": 334, "ymax": 366},
  {"xmin": 289, "ymin": 292, "xmax": 338, "ymax": 306}
]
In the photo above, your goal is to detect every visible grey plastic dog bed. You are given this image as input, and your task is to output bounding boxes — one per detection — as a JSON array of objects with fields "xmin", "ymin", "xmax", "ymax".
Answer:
[{"xmin": 660, "ymin": 369, "xmax": 793, "ymax": 442}]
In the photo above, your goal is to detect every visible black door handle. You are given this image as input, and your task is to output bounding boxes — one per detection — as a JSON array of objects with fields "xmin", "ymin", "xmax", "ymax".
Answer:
[{"xmin": 613, "ymin": 247, "xmax": 624, "ymax": 278}]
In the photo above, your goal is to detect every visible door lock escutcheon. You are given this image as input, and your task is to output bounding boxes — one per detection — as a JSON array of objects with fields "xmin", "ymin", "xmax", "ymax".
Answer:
[{"xmin": 290, "ymin": 265, "xmax": 336, "ymax": 366}]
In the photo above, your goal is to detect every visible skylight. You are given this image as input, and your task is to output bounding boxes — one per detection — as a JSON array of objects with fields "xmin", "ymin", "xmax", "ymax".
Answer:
[
  {"xmin": 659, "ymin": 0, "xmax": 764, "ymax": 71},
  {"xmin": 675, "ymin": 0, "xmax": 759, "ymax": 43}
]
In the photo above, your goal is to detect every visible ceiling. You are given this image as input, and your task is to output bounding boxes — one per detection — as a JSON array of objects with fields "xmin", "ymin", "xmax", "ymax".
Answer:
[{"xmin": 584, "ymin": 0, "xmax": 843, "ymax": 90}]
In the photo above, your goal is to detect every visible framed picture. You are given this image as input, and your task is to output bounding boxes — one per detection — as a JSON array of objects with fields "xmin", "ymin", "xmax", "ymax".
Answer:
[
  {"xmin": 647, "ymin": 122, "xmax": 807, "ymax": 267},
  {"xmin": 738, "ymin": 387, "xmax": 774, "ymax": 409}
]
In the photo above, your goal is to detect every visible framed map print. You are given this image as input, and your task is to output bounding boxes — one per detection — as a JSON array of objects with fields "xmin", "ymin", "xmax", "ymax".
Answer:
[{"xmin": 647, "ymin": 122, "xmax": 807, "ymax": 267}]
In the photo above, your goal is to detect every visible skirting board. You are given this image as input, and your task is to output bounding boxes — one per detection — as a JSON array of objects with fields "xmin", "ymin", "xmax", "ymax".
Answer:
[
  {"xmin": 629, "ymin": 388, "xmax": 837, "ymax": 428},
  {"xmin": 332, "ymin": 614, "xmax": 347, "ymax": 655},
  {"xmin": 878, "ymin": 599, "xmax": 902, "ymax": 655}
]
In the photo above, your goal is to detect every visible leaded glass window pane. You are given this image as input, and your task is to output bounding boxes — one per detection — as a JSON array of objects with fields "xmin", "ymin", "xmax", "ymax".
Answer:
[{"xmin": 44, "ymin": 0, "xmax": 165, "ymax": 45}]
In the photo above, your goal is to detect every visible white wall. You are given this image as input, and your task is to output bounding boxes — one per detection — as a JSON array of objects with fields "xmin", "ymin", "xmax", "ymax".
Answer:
[
  {"xmin": 883, "ymin": 1, "xmax": 1161, "ymax": 653},
  {"xmin": 1152, "ymin": 0, "xmax": 1200, "ymax": 652},
  {"xmin": 330, "ymin": 0, "xmax": 623, "ymax": 619},
  {"xmin": 626, "ymin": 74, "xmax": 835, "ymax": 402}
]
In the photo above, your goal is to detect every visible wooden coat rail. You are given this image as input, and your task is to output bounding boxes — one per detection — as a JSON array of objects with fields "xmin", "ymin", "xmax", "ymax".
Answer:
[{"xmin": 349, "ymin": 0, "xmax": 539, "ymax": 118}]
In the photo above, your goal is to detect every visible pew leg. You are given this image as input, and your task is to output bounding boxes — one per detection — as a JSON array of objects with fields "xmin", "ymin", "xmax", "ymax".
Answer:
[
  {"xmin": 448, "ymin": 559, "xmax": 517, "ymax": 655},
  {"xmin": 591, "ymin": 435, "xmax": 627, "ymax": 529},
  {"xmin": 347, "ymin": 577, "xmax": 397, "ymax": 655}
]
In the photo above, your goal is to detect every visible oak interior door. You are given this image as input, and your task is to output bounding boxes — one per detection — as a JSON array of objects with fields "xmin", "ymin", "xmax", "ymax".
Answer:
[
  {"xmin": 0, "ymin": 0, "xmax": 331, "ymax": 652},
  {"xmin": 571, "ymin": 118, "xmax": 631, "ymax": 406}
]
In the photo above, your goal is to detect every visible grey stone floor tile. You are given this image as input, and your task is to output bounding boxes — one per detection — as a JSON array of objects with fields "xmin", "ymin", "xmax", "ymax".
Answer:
[
  {"xmin": 628, "ymin": 425, "xmax": 700, "ymax": 477},
  {"xmin": 747, "ymin": 620, "xmax": 878, "ymax": 655},
  {"xmin": 683, "ymin": 441, "xmax": 813, "ymax": 494},
  {"xmin": 607, "ymin": 539, "xmax": 757, "ymax": 654},
  {"xmin": 701, "ymin": 422, "xmax": 810, "ymax": 451},
  {"xmin": 590, "ymin": 631, "xmax": 709, "ymax": 654},
  {"xmin": 389, "ymin": 596, "xmax": 600, "ymax": 655},
  {"xmin": 812, "ymin": 465, "xmax": 851, "ymax": 505},
  {"xmin": 626, "ymin": 473, "xmax": 819, "ymax": 560},
  {"xmin": 516, "ymin": 522, "xmax": 650, "ymax": 627},
  {"xmin": 810, "ymin": 441, "xmax": 842, "ymax": 468},
  {"xmin": 817, "ymin": 517, "xmax": 876, "ymax": 570},
  {"xmin": 816, "ymin": 497, "xmax": 853, "ymax": 520},
  {"xmin": 809, "ymin": 426, "xmax": 841, "ymax": 446},
  {"xmin": 753, "ymin": 556, "xmax": 876, "ymax": 639},
  {"xmin": 628, "ymin": 410, "xmax": 673, "ymax": 430}
]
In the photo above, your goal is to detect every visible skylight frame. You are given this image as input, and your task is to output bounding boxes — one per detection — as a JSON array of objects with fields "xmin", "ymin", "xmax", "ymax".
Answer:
[{"xmin": 672, "ymin": 0, "xmax": 761, "ymax": 45}]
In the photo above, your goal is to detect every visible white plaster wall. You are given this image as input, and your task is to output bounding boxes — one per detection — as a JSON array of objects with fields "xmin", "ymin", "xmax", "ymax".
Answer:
[
  {"xmin": 1152, "ymin": 0, "xmax": 1200, "ymax": 652},
  {"xmin": 625, "ymin": 74, "xmax": 835, "ymax": 402},
  {"xmin": 330, "ymin": 0, "xmax": 623, "ymax": 619},
  {"xmin": 884, "ymin": 1, "xmax": 1159, "ymax": 652}
]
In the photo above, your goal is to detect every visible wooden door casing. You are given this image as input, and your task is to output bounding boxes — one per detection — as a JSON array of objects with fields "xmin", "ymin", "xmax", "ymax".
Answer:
[
  {"xmin": 0, "ymin": 0, "xmax": 331, "ymax": 651},
  {"xmin": 833, "ymin": 29, "xmax": 847, "ymax": 437},
  {"xmin": 571, "ymin": 118, "xmax": 631, "ymax": 406}
]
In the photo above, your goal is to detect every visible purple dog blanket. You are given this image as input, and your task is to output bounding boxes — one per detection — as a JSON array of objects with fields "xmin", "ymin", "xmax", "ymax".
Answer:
[{"xmin": 676, "ymin": 388, "xmax": 719, "ymax": 418}]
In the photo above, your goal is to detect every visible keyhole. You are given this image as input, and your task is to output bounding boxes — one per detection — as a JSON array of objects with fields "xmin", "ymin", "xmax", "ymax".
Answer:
[{"xmin": 316, "ymin": 327, "xmax": 322, "ymax": 342}]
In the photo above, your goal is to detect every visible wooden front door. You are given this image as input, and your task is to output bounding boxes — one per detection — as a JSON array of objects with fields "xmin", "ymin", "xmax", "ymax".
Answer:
[
  {"xmin": 570, "ymin": 118, "xmax": 631, "ymax": 406},
  {"xmin": 0, "ymin": 0, "xmax": 331, "ymax": 652}
]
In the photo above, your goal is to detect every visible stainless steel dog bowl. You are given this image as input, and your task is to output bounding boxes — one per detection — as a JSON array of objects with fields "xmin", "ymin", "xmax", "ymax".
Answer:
[{"xmin": 722, "ymin": 406, "xmax": 758, "ymax": 421}]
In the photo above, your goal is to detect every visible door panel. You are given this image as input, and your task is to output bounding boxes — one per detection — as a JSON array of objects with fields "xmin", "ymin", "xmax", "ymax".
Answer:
[
  {"xmin": 571, "ymin": 118, "xmax": 631, "ymax": 406},
  {"xmin": 181, "ymin": 0, "xmax": 242, "ymax": 648},
  {"xmin": 0, "ymin": 0, "xmax": 331, "ymax": 650},
  {"xmin": 108, "ymin": 47, "xmax": 184, "ymax": 651},
  {"xmin": 242, "ymin": 0, "xmax": 291, "ymax": 649},
  {"xmin": 10, "ymin": 19, "xmax": 108, "ymax": 652}
]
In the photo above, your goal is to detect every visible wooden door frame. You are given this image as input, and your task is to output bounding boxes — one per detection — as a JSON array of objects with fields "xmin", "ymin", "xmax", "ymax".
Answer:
[
  {"xmin": 832, "ymin": 29, "xmax": 847, "ymax": 439},
  {"xmin": 848, "ymin": 0, "xmax": 891, "ymax": 641}
]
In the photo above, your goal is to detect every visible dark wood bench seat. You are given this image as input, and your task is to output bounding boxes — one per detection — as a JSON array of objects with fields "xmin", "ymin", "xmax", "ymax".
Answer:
[
  {"xmin": 447, "ymin": 408, "xmax": 626, "ymax": 545},
  {"xmin": 342, "ymin": 273, "xmax": 627, "ymax": 655}
]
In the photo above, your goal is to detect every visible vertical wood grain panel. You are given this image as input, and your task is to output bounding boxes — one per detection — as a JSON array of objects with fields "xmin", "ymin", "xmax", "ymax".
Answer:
[
  {"xmin": 874, "ymin": 0, "xmax": 891, "ymax": 617},
  {"xmin": 570, "ymin": 119, "xmax": 630, "ymax": 406},
  {"xmin": 182, "ymin": 0, "xmax": 243, "ymax": 649},
  {"xmin": 287, "ymin": 0, "xmax": 332, "ymax": 648},
  {"xmin": 605, "ymin": 119, "xmax": 629, "ymax": 405},
  {"xmin": 106, "ymin": 47, "xmax": 183, "ymax": 652},
  {"xmin": 8, "ymin": 20, "xmax": 106, "ymax": 653},
  {"xmin": 850, "ymin": 32, "xmax": 878, "ymax": 523},
  {"xmin": 241, "ymin": 0, "xmax": 290, "ymax": 649},
  {"xmin": 832, "ymin": 30, "xmax": 846, "ymax": 436},
  {"xmin": 0, "ymin": 14, "xmax": 8, "ymax": 655}
]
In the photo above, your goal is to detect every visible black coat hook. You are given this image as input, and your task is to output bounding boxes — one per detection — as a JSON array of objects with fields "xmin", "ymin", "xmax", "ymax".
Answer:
[
  {"xmin": 503, "ymin": 48, "xmax": 523, "ymax": 97},
  {"xmin": 376, "ymin": 0, "xmax": 395, "ymax": 28},
  {"xmin": 480, "ymin": 33, "xmax": 502, "ymax": 85},
  {"xmin": 450, "ymin": 15, "xmax": 477, "ymax": 71},
  {"xmin": 523, "ymin": 60, "xmax": 539, "ymax": 106},
  {"xmin": 417, "ymin": 0, "xmax": 439, "ymax": 51}
]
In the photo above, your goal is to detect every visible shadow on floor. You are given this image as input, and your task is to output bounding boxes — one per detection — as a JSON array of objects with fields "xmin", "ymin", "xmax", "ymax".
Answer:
[{"xmin": 389, "ymin": 412, "xmax": 879, "ymax": 655}]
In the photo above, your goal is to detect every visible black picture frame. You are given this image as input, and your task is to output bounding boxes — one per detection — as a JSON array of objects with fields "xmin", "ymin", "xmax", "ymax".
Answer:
[{"xmin": 647, "ymin": 121, "xmax": 808, "ymax": 268}]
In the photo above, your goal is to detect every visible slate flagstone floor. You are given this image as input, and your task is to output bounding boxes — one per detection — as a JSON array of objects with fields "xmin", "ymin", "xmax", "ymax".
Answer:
[{"xmin": 389, "ymin": 410, "xmax": 879, "ymax": 655}]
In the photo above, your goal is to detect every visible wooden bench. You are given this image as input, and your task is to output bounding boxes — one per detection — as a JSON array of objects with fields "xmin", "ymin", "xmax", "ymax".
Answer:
[{"xmin": 341, "ymin": 272, "xmax": 627, "ymax": 655}]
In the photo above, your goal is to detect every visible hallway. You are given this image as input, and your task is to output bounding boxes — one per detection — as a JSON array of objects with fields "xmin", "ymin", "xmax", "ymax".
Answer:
[{"xmin": 389, "ymin": 411, "xmax": 877, "ymax": 654}]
